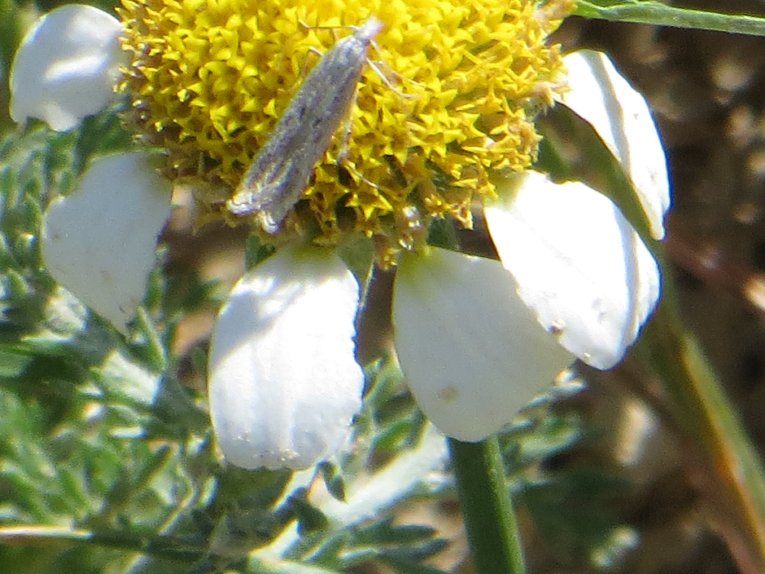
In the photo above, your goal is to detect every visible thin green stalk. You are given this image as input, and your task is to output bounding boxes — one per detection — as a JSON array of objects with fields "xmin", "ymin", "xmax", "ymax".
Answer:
[
  {"xmin": 448, "ymin": 436, "xmax": 526, "ymax": 574},
  {"xmin": 638, "ymin": 256, "xmax": 765, "ymax": 574},
  {"xmin": 0, "ymin": 525, "xmax": 203, "ymax": 562}
]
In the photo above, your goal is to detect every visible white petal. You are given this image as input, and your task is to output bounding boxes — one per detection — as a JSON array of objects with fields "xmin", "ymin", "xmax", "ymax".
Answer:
[
  {"xmin": 10, "ymin": 5, "xmax": 124, "ymax": 131},
  {"xmin": 485, "ymin": 172, "xmax": 660, "ymax": 370},
  {"xmin": 42, "ymin": 152, "xmax": 172, "ymax": 333},
  {"xmin": 208, "ymin": 247, "xmax": 363, "ymax": 470},
  {"xmin": 562, "ymin": 50, "xmax": 670, "ymax": 240},
  {"xmin": 392, "ymin": 247, "xmax": 574, "ymax": 442}
]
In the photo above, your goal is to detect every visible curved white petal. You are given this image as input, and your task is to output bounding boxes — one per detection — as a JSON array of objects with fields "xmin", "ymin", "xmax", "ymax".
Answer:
[
  {"xmin": 209, "ymin": 247, "xmax": 363, "ymax": 470},
  {"xmin": 42, "ymin": 152, "xmax": 172, "ymax": 333},
  {"xmin": 10, "ymin": 5, "xmax": 124, "ymax": 131},
  {"xmin": 562, "ymin": 50, "xmax": 670, "ymax": 240},
  {"xmin": 393, "ymin": 247, "xmax": 574, "ymax": 442},
  {"xmin": 485, "ymin": 171, "xmax": 660, "ymax": 370}
]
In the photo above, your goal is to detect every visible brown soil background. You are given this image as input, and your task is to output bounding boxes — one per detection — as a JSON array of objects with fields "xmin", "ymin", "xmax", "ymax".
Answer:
[{"xmin": 536, "ymin": 2, "xmax": 765, "ymax": 572}]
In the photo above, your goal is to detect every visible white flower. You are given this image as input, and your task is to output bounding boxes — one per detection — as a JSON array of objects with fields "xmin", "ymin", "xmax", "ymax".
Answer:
[
  {"xmin": 560, "ymin": 50, "xmax": 670, "ymax": 240},
  {"xmin": 42, "ymin": 153, "xmax": 172, "ymax": 334},
  {"xmin": 10, "ymin": 5, "xmax": 124, "ymax": 131},
  {"xmin": 481, "ymin": 50, "xmax": 669, "ymax": 370},
  {"xmin": 208, "ymin": 246, "xmax": 364, "ymax": 470},
  {"xmin": 10, "ymin": 6, "xmax": 171, "ymax": 334},
  {"xmin": 391, "ymin": 51, "xmax": 669, "ymax": 440},
  {"xmin": 10, "ymin": 5, "xmax": 670, "ymax": 465},
  {"xmin": 393, "ymin": 247, "xmax": 575, "ymax": 441},
  {"xmin": 484, "ymin": 172, "xmax": 660, "ymax": 370}
]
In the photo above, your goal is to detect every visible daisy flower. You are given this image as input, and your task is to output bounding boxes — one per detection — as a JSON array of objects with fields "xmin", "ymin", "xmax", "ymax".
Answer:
[{"xmin": 9, "ymin": 0, "xmax": 669, "ymax": 469}]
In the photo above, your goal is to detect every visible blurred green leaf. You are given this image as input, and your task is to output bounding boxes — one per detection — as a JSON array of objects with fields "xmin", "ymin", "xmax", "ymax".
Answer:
[{"xmin": 518, "ymin": 468, "xmax": 632, "ymax": 567}]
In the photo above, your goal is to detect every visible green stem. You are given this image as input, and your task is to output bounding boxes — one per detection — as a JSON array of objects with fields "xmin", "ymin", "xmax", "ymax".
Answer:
[
  {"xmin": 448, "ymin": 437, "xmax": 526, "ymax": 574},
  {"xmin": 0, "ymin": 525, "xmax": 202, "ymax": 562},
  {"xmin": 638, "ymin": 259, "xmax": 765, "ymax": 574}
]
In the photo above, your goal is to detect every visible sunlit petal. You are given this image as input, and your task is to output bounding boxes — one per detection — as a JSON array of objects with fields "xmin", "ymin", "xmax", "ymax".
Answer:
[
  {"xmin": 209, "ymin": 246, "xmax": 363, "ymax": 470},
  {"xmin": 486, "ymin": 172, "xmax": 660, "ymax": 369},
  {"xmin": 10, "ymin": 5, "xmax": 124, "ymax": 131},
  {"xmin": 42, "ymin": 152, "xmax": 172, "ymax": 333},
  {"xmin": 562, "ymin": 50, "xmax": 670, "ymax": 239},
  {"xmin": 393, "ymin": 247, "xmax": 574, "ymax": 442}
]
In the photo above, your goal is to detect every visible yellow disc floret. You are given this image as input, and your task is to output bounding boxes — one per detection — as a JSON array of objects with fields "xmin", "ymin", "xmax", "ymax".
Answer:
[{"xmin": 117, "ymin": 0, "xmax": 573, "ymax": 262}]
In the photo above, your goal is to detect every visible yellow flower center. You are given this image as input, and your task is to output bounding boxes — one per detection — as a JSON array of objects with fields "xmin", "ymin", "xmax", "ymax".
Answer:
[{"xmin": 118, "ymin": 0, "xmax": 573, "ymax": 263}]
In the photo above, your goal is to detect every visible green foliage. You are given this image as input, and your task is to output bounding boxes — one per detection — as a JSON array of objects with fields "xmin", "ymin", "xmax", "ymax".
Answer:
[{"xmin": 518, "ymin": 467, "xmax": 633, "ymax": 568}]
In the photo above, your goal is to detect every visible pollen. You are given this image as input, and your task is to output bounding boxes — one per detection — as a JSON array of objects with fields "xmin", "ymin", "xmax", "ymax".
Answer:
[{"xmin": 117, "ymin": 0, "xmax": 573, "ymax": 263}]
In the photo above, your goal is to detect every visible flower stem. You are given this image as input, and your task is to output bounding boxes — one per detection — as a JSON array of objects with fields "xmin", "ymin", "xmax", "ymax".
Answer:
[
  {"xmin": 448, "ymin": 437, "xmax": 526, "ymax": 574},
  {"xmin": 0, "ymin": 525, "xmax": 202, "ymax": 561}
]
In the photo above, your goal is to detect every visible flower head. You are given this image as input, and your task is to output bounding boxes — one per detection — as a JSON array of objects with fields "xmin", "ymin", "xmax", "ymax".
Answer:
[
  {"xmin": 117, "ymin": 0, "xmax": 573, "ymax": 261},
  {"xmin": 9, "ymin": 0, "xmax": 669, "ymax": 470}
]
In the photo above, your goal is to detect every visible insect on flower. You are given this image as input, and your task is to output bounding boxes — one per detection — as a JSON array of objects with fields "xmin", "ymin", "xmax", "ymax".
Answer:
[{"xmin": 226, "ymin": 17, "xmax": 384, "ymax": 233}]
